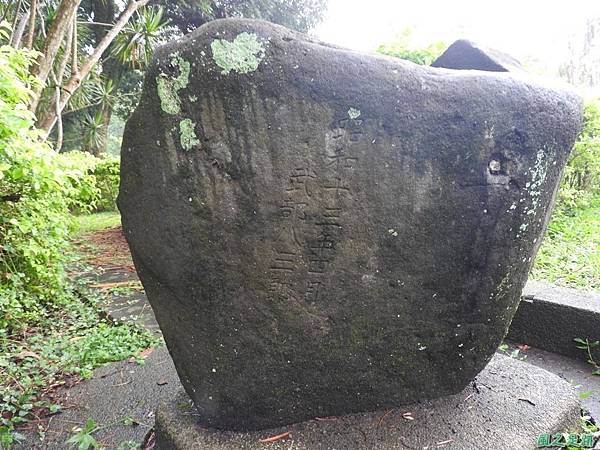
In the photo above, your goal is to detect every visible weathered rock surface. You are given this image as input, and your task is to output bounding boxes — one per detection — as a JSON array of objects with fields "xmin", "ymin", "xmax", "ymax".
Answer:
[{"xmin": 118, "ymin": 18, "xmax": 582, "ymax": 431}]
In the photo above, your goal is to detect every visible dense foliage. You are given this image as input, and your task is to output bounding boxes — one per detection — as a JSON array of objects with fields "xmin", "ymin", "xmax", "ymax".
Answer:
[
  {"xmin": 0, "ymin": 43, "xmax": 76, "ymax": 333},
  {"xmin": 532, "ymin": 99, "xmax": 600, "ymax": 290},
  {"xmin": 0, "ymin": 43, "xmax": 155, "ymax": 449},
  {"xmin": 555, "ymin": 100, "xmax": 600, "ymax": 215},
  {"xmin": 376, "ymin": 29, "xmax": 446, "ymax": 65},
  {"xmin": 58, "ymin": 151, "xmax": 120, "ymax": 213},
  {"xmin": 154, "ymin": 0, "xmax": 328, "ymax": 34}
]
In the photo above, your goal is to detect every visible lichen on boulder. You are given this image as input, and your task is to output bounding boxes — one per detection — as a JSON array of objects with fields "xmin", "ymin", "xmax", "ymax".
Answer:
[
  {"xmin": 210, "ymin": 32, "xmax": 265, "ymax": 75},
  {"xmin": 156, "ymin": 55, "xmax": 190, "ymax": 115},
  {"xmin": 179, "ymin": 119, "xmax": 200, "ymax": 151}
]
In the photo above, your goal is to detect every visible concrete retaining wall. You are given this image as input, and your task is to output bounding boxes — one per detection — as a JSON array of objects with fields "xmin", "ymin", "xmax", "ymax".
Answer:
[{"xmin": 508, "ymin": 280, "xmax": 600, "ymax": 362}]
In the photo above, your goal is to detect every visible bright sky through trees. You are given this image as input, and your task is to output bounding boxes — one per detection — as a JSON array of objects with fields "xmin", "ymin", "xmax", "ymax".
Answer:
[{"xmin": 314, "ymin": 0, "xmax": 600, "ymax": 77}]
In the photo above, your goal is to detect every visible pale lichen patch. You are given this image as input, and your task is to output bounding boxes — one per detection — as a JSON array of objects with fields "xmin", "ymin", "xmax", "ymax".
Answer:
[
  {"xmin": 157, "ymin": 55, "xmax": 191, "ymax": 115},
  {"xmin": 516, "ymin": 148, "xmax": 550, "ymax": 238},
  {"xmin": 348, "ymin": 107, "xmax": 361, "ymax": 119},
  {"xmin": 210, "ymin": 32, "xmax": 265, "ymax": 75},
  {"xmin": 179, "ymin": 119, "xmax": 200, "ymax": 151}
]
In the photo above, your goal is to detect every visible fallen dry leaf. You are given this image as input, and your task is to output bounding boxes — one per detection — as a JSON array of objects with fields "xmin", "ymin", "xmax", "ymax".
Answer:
[
  {"xmin": 15, "ymin": 351, "xmax": 41, "ymax": 360},
  {"xmin": 88, "ymin": 281, "xmax": 140, "ymax": 289},
  {"xmin": 258, "ymin": 431, "xmax": 291, "ymax": 443},
  {"xmin": 139, "ymin": 348, "xmax": 154, "ymax": 359},
  {"xmin": 314, "ymin": 416, "xmax": 339, "ymax": 421}
]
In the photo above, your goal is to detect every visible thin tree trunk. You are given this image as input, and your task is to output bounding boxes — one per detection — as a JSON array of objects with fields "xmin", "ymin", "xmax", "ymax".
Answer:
[
  {"xmin": 36, "ymin": 3, "xmax": 46, "ymax": 38},
  {"xmin": 38, "ymin": 0, "xmax": 149, "ymax": 136},
  {"xmin": 24, "ymin": 0, "xmax": 38, "ymax": 49},
  {"xmin": 30, "ymin": 0, "xmax": 81, "ymax": 112},
  {"xmin": 57, "ymin": 20, "xmax": 73, "ymax": 82},
  {"xmin": 89, "ymin": 0, "xmax": 118, "ymax": 155},
  {"xmin": 71, "ymin": 13, "xmax": 78, "ymax": 75},
  {"xmin": 10, "ymin": 0, "xmax": 22, "ymax": 34},
  {"xmin": 10, "ymin": 9, "xmax": 29, "ymax": 48},
  {"xmin": 48, "ymin": 21, "xmax": 73, "ymax": 152},
  {"xmin": 54, "ymin": 85, "xmax": 63, "ymax": 151},
  {"xmin": 0, "ymin": 3, "xmax": 10, "ymax": 24},
  {"xmin": 94, "ymin": 50, "xmax": 123, "ymax": 154},
  {"xmin": 97, "ymin": 102, "xmax": 113, "ymax": 154}
]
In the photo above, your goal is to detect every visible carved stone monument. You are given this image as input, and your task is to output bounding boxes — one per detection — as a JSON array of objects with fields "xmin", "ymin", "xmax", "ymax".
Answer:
[{"xmin": 118, "ymin": 18, "xmax": 583, "ymax": 446}]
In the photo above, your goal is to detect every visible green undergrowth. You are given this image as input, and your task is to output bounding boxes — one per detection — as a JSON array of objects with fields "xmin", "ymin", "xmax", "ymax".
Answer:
[
  {"xmin": 565, "ymin": 412, "xmax": 599, "ymax": 450},
  {"xmin": 72, "ymin": 211, "xmax": 121, "ymax": 236},
  {"xmin": 0, "ymin": 42, "xmax": 157, "ymax": 450},
  {"xmin": 532, "ymin": 197, "xmax": 600, "ymax": 291},
  {"xmin": 531, "ymin": 99, "xmax": 600, "ymax": 292},
  {"xmin": 0, "ymin": 273, "xmax": 160, "ymax": 449}
]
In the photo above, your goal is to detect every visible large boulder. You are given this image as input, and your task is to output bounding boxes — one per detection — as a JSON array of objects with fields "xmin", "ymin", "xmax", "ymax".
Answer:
[{"xmin": 118, "ymin": 18, "xmax": 582, "ymax": 431}]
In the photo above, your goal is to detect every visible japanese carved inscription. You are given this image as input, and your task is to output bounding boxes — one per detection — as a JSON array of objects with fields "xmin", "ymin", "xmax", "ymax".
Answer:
[{"xmin": 269, "ymin": 117, "xmax": 362, "ymax": 306}]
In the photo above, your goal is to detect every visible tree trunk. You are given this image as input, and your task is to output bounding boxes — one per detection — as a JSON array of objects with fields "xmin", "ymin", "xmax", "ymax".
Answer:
[
  {"xmin": 9, "ymin": 0, "xmax": 22, "ymax": 35},
  {"xmin": 30, "ymin": 0, "xmax": 81, "ymax": 113},
  {"xmin": 37, "ymin": 0, "xmax": 150, "ymax": 137},
  {"xmin": 96, "ymin": 59, "xmax": 123, "ymax": 154},
  {"xmin": 54, "ymin": 86, "xmax": 64, "ymax": 151},
  {"xmin": 24, "ymin": 0, "xmax": 38, "ymax": 49},
  {"xmin": 96, "ymin": 102, "xmax": 114, "ymax": 154},
  {"xmin": 10, "ymin": 9, "xmax": 30, "ymax": 48},
  {"xmin": 88, "ymin": 0, "xmax": 117, "ymax": 155}
]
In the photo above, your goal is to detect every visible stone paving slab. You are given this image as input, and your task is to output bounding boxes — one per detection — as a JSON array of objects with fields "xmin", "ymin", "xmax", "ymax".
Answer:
[
  {"xmin": 16, "ymin": 346, "xmax": 180, "ymax": 450},
  {"xmin": 515, "ymin": 345, "xmax": 600, "ymax": 421}
]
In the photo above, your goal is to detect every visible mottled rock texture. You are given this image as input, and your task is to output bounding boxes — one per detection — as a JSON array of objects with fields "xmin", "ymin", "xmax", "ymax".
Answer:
[{"xmin": 118, "ymin": 18, "xmax": 583, "ymax": 431}]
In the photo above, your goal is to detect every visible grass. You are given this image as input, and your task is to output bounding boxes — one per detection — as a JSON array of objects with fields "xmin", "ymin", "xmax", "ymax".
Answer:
[
  {"xmin": 0, "ymin": 278, "xmax": 160, "ymax": 449},
  {"xmin": 532, "ymin": 198, "xmax": 600, "ymax": 291},
  {"xmin": 0, "ymin": 210, "xmax": 159, "ymax": 450},
  {"xmin": 72, "ymin": 211, "xmax": 121, "ymax": 235}
]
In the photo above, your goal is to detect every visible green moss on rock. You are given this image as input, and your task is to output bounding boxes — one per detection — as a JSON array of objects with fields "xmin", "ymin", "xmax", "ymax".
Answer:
[
  {"xmin": 157, "ymin": 55, "xmax": 191, "ymax": 115},
  {"xmin": 210, "ymin": 32, "xmax": 265, "ymax": 75},
  {"xmin": 179, "ymin": 119, "xmax": 200, "ymax": 151}
]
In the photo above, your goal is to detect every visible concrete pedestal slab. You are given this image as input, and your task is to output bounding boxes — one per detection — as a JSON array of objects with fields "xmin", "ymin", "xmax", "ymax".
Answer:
[{"xmin": 154, "ymin": 355, "xmax": 582, "ymax": 450}]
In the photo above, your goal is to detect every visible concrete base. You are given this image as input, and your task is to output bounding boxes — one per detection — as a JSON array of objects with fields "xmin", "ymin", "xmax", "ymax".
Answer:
[
  {"xmin": 154, "ymin": 355, "xmax": 581, "ymax": 450},
  {"xmin": 509, "ymin": 280, "xmax": 600, "ymax": 362}
]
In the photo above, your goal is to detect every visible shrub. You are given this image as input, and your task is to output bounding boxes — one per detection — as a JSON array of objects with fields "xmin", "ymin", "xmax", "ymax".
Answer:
[
  {"xmin": 0, "ymin": 44, "xmax": 86, "ymax": 334},
  {"xmin": 54, "ymin": 150, "xmax": 100, "ymax": 213},
  {"xmin": 376, "ymin": 29, "xmax": 446, "ymax": 65},
  {"xmin": 57, "ymin": 151, "xmax": 120, "ymax": 214},
  {"xmin": 0, "ymin": 36, "xmax": 155, "ymax": 450},
  {"xmin": 554, "ymin": 99, "xmax": 600, "ymax": 216},
  {"xmin": 91, "ymin": 156, "xmax": 120, "ymax": 212}
]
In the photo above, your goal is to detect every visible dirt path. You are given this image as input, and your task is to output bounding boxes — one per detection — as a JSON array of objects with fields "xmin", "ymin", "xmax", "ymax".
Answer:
[{"xmin": 71, "ymin": 226, "xmax": 136, "ymax": 272}]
